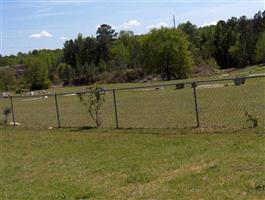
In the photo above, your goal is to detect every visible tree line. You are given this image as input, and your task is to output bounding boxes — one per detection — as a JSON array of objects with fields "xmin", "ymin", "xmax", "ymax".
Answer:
[{"xmin": 1, "ymin": 11, "xmax": 265, "ymax": 92}]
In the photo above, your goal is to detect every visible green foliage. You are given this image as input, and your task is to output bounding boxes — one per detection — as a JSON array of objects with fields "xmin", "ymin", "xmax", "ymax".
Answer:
[
  {"xmin": 142, "ymin": 27, "xmax": 193, "ymax": 80},
  {"xmin": 63, "ymin": 34, "xmax": 97, "ymax": 70},
  {"xmin": 1, "ymin": 11, "xmax": 265, "ymax": 89},
  {"xmin": 2, "ymin": 107, "xmax": 11, "ymax": 124},
  {"xmin": 110, "ymin": 41, "xmax": 130, "ymax": 70},
  {"xmin": 0, "ymin": 68, "xmax": 17, "ymax": 91},
  {"xmin": 197, "ymin": 25, "xmax": 216, "ymax": 61},
  {"xmin": 213, "ymin": 20, "xmax": 236, "ymax": 68},
  {"xmin": 245, "ymin": 111, "xmax": 258, "ymax": 128},
  {"xmin": 78, "ymin": 84, "xmax": 105, "ymax": 127},
  {"xmin": 96, "ymin": 24, "xmax": 117, "ymax": 63},
  {"xmin": 255, "ymin": 32, "xmax": 265, "ymax": 63},
  {"xmin": 118, "ymin": 31, "xmax": 142, "ymax": 69},
  {"xmin": 24, "ymin": 58, "xmax": 50, "ymax": 90},
  {"xmin": 57, "ymin": 63, "xmax": 71, "ymax": 83}
]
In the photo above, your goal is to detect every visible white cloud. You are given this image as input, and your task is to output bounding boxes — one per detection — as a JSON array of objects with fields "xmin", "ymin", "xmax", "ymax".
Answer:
[
  {"xmin": 122, "ymin": 20, "xmax": 141, "ymax": 29},
  {"xmin": 210, "ymin": 8, "xmax": 216, "ymax": 13},
  {"xmin": 60, "ymin": 36, "xmax": 68, "ymax": 41},
  {"xmin": 95, "ymin": 21, "xmax": 141, "ymax": 31},
  {"xmin": 201, "ymin": 21, "xmax": 218, "ymax": 27},
  {"xmin": 147, "ymin": 22, "xmax": 169, "ymax": 30},
  {"xmin": 30, "ymin": 31, "xmax": 52, "ymax": 39}
]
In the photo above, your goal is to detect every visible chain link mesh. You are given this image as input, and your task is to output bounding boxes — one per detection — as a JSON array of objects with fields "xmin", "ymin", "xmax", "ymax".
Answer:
[
  {"xmin": 197, "ymin": 77, "xmax": 265, "ymax": 130},
  {"xmin": 116, "ymin": 84, "xmax": 195, "ymax": 128},
  {"xmin": 0, "ymin": 76, "xmax": 264, "ymax": 131},
  {"xmin": 57, "ymin": 91, "xmax": 115, "ymax": 128}
]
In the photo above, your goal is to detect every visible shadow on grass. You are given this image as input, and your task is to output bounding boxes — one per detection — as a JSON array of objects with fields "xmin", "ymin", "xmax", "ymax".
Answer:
[
  {"xmin": 1, "ymin": 124, "xmax": 264, "ymax": 136},
  {"xmin": 59, "ymin": 126, "xmax": 263, "ymax": 135}
]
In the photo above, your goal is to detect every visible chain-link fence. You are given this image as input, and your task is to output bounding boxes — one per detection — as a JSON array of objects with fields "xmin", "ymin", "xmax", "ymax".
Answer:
[{"xmin": 1, "ymin": 75, "xmax": 264, "ymax": 131}]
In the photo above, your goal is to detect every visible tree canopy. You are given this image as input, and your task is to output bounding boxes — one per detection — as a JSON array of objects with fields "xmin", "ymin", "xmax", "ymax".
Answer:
[
  {"xmin": 255, "ymin": 31, "xmax": 265, "ymax": 63},
  {"xmin": 142, "ymin": 28, "xmax": 193, "ymax": 80},
  {"xmin": 1, "ymin": 11, "xmax": 265, "ymax": 91}
]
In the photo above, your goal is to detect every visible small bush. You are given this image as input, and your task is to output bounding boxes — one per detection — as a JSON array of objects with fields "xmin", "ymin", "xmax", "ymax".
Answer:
[
  {"xmin": 2, "ymin": 107, "xmax": 11, "ymax": 124},
  {"xmin": 78, "ymin": 84, "xmax": 105, "ymax": 127},
  {"xmin": 245, "ymin": 111, "xmax": 258, "ymax": 128}
]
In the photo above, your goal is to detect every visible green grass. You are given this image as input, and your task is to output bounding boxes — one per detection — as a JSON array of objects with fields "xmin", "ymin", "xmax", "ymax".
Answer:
[
  {"xmin": 0, "ymin": 65, "xmax": 264, "ymax": 130},
  {"xmin": 1, "ymin": 128, "xmax": 265, "ymax": 199},
  {"xmin": 1, "ymin": 75, "xmax": 264, "ymax": 131},
  {"xmin": 50, "ymin": 64, "xmax": 265, "ymax": 94}
]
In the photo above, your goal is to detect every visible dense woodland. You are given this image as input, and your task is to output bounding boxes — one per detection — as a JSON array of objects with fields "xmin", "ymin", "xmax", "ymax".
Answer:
[{"xmin": 1, "ymin": 11, "xmax": 265, "ymax": 92}]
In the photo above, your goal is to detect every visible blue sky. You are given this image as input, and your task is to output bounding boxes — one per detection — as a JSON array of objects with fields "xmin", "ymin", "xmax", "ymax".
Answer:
[{"xmin": 1, "ymin": 0, "xmax": 264, "ymax": 55}]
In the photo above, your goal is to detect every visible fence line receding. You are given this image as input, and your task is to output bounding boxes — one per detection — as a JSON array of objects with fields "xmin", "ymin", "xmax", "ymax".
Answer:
[{"xmin": 0, "ymin": 76, "xmax": 264, "ymax": 131}]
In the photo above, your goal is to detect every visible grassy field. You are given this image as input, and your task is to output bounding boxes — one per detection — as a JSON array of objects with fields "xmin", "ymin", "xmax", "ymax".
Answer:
[
  {"xmin": 1, "ymin": 127, "xmax": 265, "ymax": 199},
  {"xmin": 1, "ymin": 66, "xmax": 264, "ymax": 200},
  {"xmin": 1, "ymin": 74, "xmax": 264, "ymax": 131},
  {"xmin": 0, "ymin": 65, "xmax": 264, "ymax": 131},
  {"xmin": 49, "ymin": 64, "xmax": 265, "ymax": 94}
]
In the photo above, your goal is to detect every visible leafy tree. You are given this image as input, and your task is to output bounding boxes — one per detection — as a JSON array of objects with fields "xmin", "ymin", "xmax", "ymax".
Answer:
[
  {"xmin": 57, "ymin": 63, "xmax": 74, "ymax": 84},
  {"xmin": 255, "ymin": 31, "xmax": 265, "ymax": 63},
  {"xmin": 2, "ymin": 11, "xmax": 265, "ymax": 88},
  {"xmin": 118, "ymin": 31, "xmax": 142, "ymax": 68},
  {"xmin": 197, "ymin": 26, "xmax": 216, "ymax": 62},
  {"xmin": 178, "ymin": 21, "xmax": 200, "ymax": 46},
  {"xmin": 0, "ymin": 68, "xmax": 16, "ymax": 91},
  {"xmin": 213, "ymin": 20, "xmax": 236, "ymax": 68},
  {"xmin": 96, "ymin": 24, "xmax": 117, "ymax": 63},
  {"xmin": 118, "ymin": 30, "xmax": 135, "ymax": 51},
  {"xmin": 110, "ymin": 41, "xmax": 130, "ymax": 70},
  {"xmin": 24, "ymin": 58, "xmax": 50, "ymax": 90},
  {"xmin": 0, "ymin": 54, "xmax": 2, "ymax": 66},
  {"xmin": 83, "ymin": 62, "xmax": 98, "ymax": 84},
  {"xmin": 98, "ymin": 59, "xmax": 107, "ymax": 73},
  {"xmin": 63, "ymin": 39, "xmax": 77, "ymax": 68},
  {"xmin": 63, "ymin": 34, "xmax": 97, "ymax": 83},
  {"xmin": 78, "ymin": 84, "xmax": 105, "ymax": 127},
  {"xmin": 234, "ymin": 16, "xmax": 251, "ymax": 67},
  {"xmin": 142, "ymin": 27, "xmax": 193, "ymax": 80},
  {"xmin": 82, "ymin": 37, "xmax": 97, "ymax": 65}
]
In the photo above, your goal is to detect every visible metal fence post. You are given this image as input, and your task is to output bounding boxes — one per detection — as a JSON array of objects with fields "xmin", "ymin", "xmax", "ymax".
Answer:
[
  {"xmin": 112, "ymin": 89, "xmax": 119, "ymax": 129},
  {"xmin": 54, "ymin": 93, "xmax": 61, "ymax": 128},
  {"xmin": 9, "ymin": 96, "xmax": 16, "ymax": 126},
  {"xmin": 192, "ymin": 82, "xmax": 200, "ymax": 128}
]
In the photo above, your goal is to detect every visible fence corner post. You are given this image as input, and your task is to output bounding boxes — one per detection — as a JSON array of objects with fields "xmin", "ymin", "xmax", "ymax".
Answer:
[
  {"xmin": 112, "ymin": 89, "xmax": 119, "ymax": 129},
  {"xmin": 9, "ymin": 95, "xmax": 16, "ymax": 127},
  {"xmin": 54, "ymin": 93, "xmax": 61, "ymax": 128},
  {"xmin": 192, "ymin": 82, "xmax": 200, "ymax": 128}
]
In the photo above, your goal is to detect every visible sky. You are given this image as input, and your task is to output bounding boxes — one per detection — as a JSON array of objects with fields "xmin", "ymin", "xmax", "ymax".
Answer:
[{"xmin": 1, "ymin": 0, "xmax": 264, "ymax": 55}]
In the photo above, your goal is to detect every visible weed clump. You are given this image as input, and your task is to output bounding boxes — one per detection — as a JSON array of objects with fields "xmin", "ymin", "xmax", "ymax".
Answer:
[{"xmin": 1, "ymin": 107, "xmax": 11, "ymax": 124}]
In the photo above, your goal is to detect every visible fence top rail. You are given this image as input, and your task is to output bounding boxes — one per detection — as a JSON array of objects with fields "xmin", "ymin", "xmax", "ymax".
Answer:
[{"xmin": 1, "ymin": 75, "xmax": 265, "ymax": 99}]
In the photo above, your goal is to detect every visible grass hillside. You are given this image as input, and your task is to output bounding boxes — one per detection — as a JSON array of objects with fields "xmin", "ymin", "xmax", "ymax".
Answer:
[
  {"xmin": 1, "ymin": 128, "xmax": 265, "ymax": 199},
  {"xmin": 1, "ymin": 65, "xmax": 264, "ymax": 200}
]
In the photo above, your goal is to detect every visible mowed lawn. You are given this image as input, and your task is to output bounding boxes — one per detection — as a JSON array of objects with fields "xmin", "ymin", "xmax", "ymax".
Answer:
[{"xmin": 1, "ymin": 128, "xmax": 265, "ymax": 199}]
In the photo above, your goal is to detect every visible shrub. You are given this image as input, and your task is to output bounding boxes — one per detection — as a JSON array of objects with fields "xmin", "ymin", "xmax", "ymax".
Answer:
[
  {"xmin": 2, "ymin": 107, "xmax": 11, "ymax": 124},
  {"xmin": 78, "ymin": 84, "xmax": 105, "ymax": 127},
  {"xmin": 245, "ymin": 111, "xmax": 258, "ymax": 128}
]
